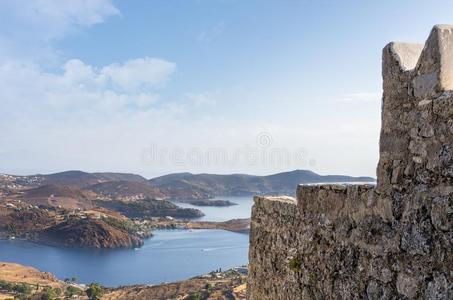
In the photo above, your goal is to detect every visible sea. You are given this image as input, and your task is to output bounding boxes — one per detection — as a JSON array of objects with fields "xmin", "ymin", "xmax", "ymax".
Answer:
[{"xmin": 0, "ymin": 196, "xmax": 252, "ymax": 287}]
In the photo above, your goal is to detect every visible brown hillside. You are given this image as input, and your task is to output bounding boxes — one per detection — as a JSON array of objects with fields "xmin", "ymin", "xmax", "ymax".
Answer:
[
  {"xmin": 86, "ymin": 181, "xmax": 165, "ymax": 200},
  {"xmin": 38, "ymin": 217, "xmax": 143, "ymax": 248},
  {"xmin": 20, "ymin": 184, "xmax": 96, "ymax": 209}
]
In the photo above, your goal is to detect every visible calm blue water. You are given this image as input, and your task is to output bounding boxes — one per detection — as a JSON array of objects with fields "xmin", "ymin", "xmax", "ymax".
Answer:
[
  {"xmin": 0, "ymin": 196, "xmax": 253, "ymax": 287},
  {"xmin": 175, "ymin": 196, "xmax": 254, "ymax": 221},
  {"xmin": 0, "ymin": 229, "xmax": 249, "ymax": 287}
]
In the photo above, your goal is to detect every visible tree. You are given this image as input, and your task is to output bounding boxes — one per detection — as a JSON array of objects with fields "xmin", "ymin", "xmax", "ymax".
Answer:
[
  {"xmin": 40, "ymin": 286, "xmax": 56, "ymax": 300},
  {"xmin": 86, "ymin": 283, "xmax": 103, "ymax": 300},
  {"xmin": 0, "ymin": 280, "xmax": 13, "ymax": 291},
  {"xmin": 187, "ymin": 292, "xmax": 201, "ymax": 300},
  {"xmin": 53, "ymin": 288, "xmax": 62, "ymax": 296},
  {"xmin": 13, "ymin": 294, "xmax": 29, "ymax": 300},
  {"xmin": 65, "ymin": 285, "xmax": 82, "ymax": 297},
  {"xmin": 40, "ymin": 292, "xmax": 53, "ymax": 300},
  {"xmin": 13, "ymin": 283, "xmax": 32, "ymax": 295}
]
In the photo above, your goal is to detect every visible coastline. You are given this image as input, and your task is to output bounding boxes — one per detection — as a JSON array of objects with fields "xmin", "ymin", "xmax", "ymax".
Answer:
[
  {"xmin": 0, "ymin": 217, "xmax": 250, "ymax": 250},
  {"xmin": 0, "ymin": 261, "xmax": 247, "ymax": 299}
]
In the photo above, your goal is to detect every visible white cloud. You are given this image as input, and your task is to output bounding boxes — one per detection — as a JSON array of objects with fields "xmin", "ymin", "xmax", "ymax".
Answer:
[
  {"xmin": 63, "ymin": 59, "xmax": 97, "ymax": 84},
  {"xmin": 30, "ymin": 0, "xmax": 120, "ymax": 28},
  {"xmin": 0, "ymin": 1, "xmax": 198, "ymax": 175},
  {"xmin": 0, "ymin": 0, "xmax": 119, "ymax": 62},
  {"xmin": 0, "ymin": 0, "xmax": 119, "ymax": 40},
  {"xmin": 0, "ymin": 57, "xmax": 176, "ymax": 120},
  {"xmin": 101, "ymin": 58, "xmax": 177, "ymax": 91}
]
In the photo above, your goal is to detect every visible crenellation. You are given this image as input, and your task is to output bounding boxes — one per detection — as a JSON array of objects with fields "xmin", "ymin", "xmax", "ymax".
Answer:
[
  {"xmin": 248, "ymin": 24, "xmax": 453, "ymax": 300},
  {"xmin": 413, "ymin": 25, "xmax": 453, "ymax": 99},
  {"xmin": 387, "ymin": 42, "xmax": 423, "ymax": 72}
]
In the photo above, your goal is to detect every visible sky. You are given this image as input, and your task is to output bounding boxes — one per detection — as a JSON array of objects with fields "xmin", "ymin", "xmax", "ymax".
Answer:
[{"xmin": 1, "ymin": 0, "xmax": 452, "ymax": 178}]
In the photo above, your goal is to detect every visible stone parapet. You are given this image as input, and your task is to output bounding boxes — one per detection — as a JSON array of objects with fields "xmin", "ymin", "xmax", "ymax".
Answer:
[
  {"xmin": 248, "ymin": 25, "xmax": 453, "ymax": 300},
  {"xmin": 296, "ymin": 184, "xmax": 386, "ymax": 223}
]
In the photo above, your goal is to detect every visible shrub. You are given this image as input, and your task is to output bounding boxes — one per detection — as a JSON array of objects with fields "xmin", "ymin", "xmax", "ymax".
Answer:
[
  {"xmin": 40, "ymin": 292, "xmax": 52, "ymax": 300},
  {"xmin": 13, "ymin": 283, "xmax": 33, "ymax": 294},
  {"xmin": 187, "ymin": 292, "xmax": 201, "ymax": 300},
  {"xmin": 86, "ymin": 283, "xmax": 103, "ymax": 300},
  {"xmin": 0, "ymin": 279, "xmax": 14, "ymax": 291},
  {"xmin": 39, "ymin": 286, "xmax": 57, "ymax": 300},
  {"xmin": 65, "ymin": 285, "xmax": 82, "ymax": 297},
  {"xmin": 101, "ymin": 216, "xmax": 140, "ymax": 234},
  {"xmin": 53, "ymin": 287, "xmax": 62, "ymax": 296},
  {"xmin": 13, "ymin": 294, "xmax": 29, "ymax": 300}
]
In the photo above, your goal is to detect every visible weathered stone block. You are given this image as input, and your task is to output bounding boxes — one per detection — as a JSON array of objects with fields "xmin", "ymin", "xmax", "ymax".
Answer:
[{"xmin": 413, "ymin": 25, "xmax": 453, "ymax": 99}]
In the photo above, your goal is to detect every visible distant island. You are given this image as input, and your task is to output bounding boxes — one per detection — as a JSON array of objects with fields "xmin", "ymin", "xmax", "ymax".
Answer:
[{"xmin": 0, "ymin": 169, "xmax": 374, "ymax": 249}]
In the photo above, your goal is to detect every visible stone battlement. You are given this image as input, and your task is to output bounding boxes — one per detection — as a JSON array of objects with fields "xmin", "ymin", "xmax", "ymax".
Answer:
[{"xmin": 247, "ymin": 25, "xmax": 452, "ymax": 299}]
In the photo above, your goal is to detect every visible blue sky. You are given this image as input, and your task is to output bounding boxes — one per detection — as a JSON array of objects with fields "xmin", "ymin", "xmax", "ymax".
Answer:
[{"xmin": 1, "ymin": 0, "xmax": 452, "ymax": 177}]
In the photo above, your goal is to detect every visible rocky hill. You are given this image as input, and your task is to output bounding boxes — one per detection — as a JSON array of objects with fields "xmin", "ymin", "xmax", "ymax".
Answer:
[
  {"xmin": 3, "ymin": 169, "xmax": 374, "ymax": 203},
  {"xmin": 19, "ymin": 184, "xmax": 96, "ymax": 209},
  {"xmin": 92, "ymin": 172, "xmax": 148, "ymax": 183},
  {"xmin": 39, "ymin": 170, "xmax": 147, "ymax": 188},
  {"xmin": 103, "ymin": 267, "xmax": 247, "ymax": 300},
  {"xmin": 0, "ymin": 208, "xmax": 57, "ymax": 237},
  {"xmin": 37, "ymin": 217, "xmax": 143, "ymax": 248},
  {"xmin": 149, "ymin": 170, "xmax": 374, "ymax": 199},
  {"xmin": 0, "ymin": 205, "xmax": 147, "ymax": 249}
]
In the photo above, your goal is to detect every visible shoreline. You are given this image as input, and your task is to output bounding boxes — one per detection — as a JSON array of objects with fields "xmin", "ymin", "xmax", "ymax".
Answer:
[
  {"xmin": 0, "ymin": 261, "xmax": 247, "ymax": 299},
  {"xmin": 0, "ymin": 220, "xmax": 250, "ymax": 250},
  {"xmin": 150, "ymin": 218, "xmax": 251, "ymax": 234},
  {"xmin": 0, "ymin": 230, "xmax": 249, "ymax": 289}
]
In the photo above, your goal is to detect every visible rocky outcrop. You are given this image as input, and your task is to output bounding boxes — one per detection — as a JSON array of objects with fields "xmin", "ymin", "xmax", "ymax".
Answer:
[
  {"xmin": 38, "ymin": 218, "xmax": 143, "ymax": 249},
  {"xmin": 0, "ymin": 208, "xmax": 57, "ymax": 236},
  {"xmin": 248, "ymin": 25, "xmax": 453, "ymax": 299}
]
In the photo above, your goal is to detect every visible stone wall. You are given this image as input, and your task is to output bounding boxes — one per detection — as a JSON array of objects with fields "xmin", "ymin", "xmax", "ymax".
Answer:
[{"xmin": 247, "ymin": 25, "xmax": 453, "ymax": 300}]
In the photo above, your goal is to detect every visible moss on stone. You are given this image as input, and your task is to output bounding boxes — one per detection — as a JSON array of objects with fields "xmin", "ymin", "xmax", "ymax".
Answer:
[{"xmin": 289, "ymin": 257, "xmax": 302, "ymax": 272}]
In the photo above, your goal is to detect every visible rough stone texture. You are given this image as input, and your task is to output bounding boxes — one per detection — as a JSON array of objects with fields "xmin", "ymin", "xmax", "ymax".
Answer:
[
  {"xmin": 248, "ymin": 25, "xmax": 453, "ymax": 300},
  {"xmin": 413, "ymin": 25, "xmax": 453, "ymax": 98}
]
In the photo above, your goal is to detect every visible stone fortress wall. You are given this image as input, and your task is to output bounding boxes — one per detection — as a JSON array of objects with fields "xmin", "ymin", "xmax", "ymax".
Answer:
[{"xmin": 247, "ymin": 25, "xmax": 452, "ymax": 299}]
